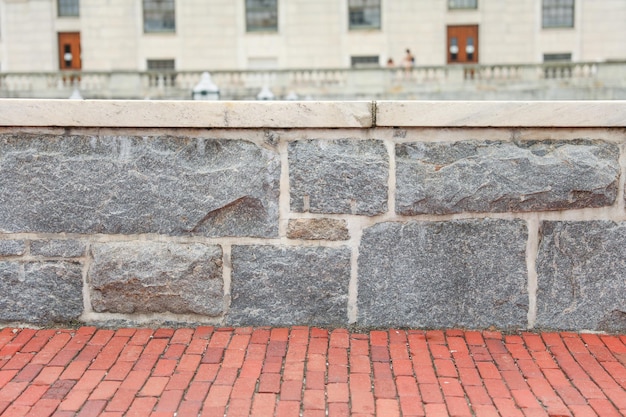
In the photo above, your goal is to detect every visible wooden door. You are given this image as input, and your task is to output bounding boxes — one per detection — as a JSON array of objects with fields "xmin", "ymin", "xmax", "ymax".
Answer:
[
  {"xmin": 58, "ymin": 32, "xmax": 81, "ymax": 70},
  {"xmin": 447, "ymin": 25, "xmax": 479, "ymax": 64}
]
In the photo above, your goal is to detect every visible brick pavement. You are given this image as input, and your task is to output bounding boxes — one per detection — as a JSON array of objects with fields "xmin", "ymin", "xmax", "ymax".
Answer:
[{"xmin": 0, "ymin": 327, "xmax": 625, "ymax": 416}]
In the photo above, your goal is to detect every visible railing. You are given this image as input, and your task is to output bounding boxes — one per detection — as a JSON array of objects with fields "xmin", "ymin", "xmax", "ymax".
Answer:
[{"xmin": 0, "ymin": 61, "xmax": 623, "ymax": 100}]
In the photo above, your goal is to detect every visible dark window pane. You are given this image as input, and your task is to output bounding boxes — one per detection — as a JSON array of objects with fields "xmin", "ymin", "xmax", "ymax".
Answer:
[
  {"xmin": 448, "ymin": 0, "xmax": 478, "ymax": 9},
  {"xmin": 143, "ymin": 0, "xmax": 176, "ymax": 33},
  {"xmin": 542, "ymin": 0, "xmax": 574, "ymax": 28},
  {"xmin": 349, "ymin": 0, "xmax": 381, "ymax": 30},
  {"xmin": 58, "ymin": 0, "xmax": 79, "ymax": 17},
  {"xmin": 147, "ymin": 59, "xmax": 175, "ymax": 70},
  {"xmin": 351, "ymin": 55, "xmax": 379, "ymax": 68},
  {"xmin": 246, "ymin": 0, "xmax": 278, "ymax": 32},
  {"xmin": 543, "ymin": 53, "xmax": 572, "ymax": 62}
]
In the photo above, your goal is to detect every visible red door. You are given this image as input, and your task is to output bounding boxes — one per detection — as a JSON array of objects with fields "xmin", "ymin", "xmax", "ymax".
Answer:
[
  {"xmin": 447, "ymin": 25, "xmax": 479, "ymax": 64},
  {"xmin": 58, "ymin": 32, "xmax": 81, "ymax": 70}
]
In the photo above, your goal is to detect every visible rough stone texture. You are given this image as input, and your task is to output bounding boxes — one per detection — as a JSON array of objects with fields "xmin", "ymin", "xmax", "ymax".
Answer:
[
  {"xmin": 31, "ymin": 240, "xmax": 86, "ymax": 257},
  {"xmin": 0, "ymin": 133, "xmax": 279, "ymax": 237},
  {"xmin": 229, "ymin": 245, "xmax": 351, "ymax": 326},
  {"xmin": 536, "ymin": 221, "xmax": 626, "ymax": 332},
  {"xmin": 0, "ymin": 240, "xmax": 25, "ymax": 256},
  {"xmin": 89, "ymin": 242, "xmax": 223, "ymax": 316},
  {"xmin": 358, "ymin": 219, "xmax": 528, "ymax": 328},
  {"xmin": 289, "ymin": 139, "xmax": 388, "ymax": 215},
  {"xmin": 0, "ymin": 261, "xmax": 83, "ymax": 323},
  {"xmin": 287, "ymin": 218, "xmax": 350, "ymax": 240},
  {"xmin": 396, "ymin": 140, "xmax": 619, "ymax": 214}
]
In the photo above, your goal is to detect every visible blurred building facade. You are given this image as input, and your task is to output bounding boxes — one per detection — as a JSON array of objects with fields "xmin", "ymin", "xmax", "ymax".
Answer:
[{"xmin": 0, "ymin": 0, "xmax": 625, "ymax": 73}]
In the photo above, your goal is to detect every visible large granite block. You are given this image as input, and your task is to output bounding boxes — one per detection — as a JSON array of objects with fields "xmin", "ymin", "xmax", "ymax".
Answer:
[
  {"xmin": 289, "ymin": 139, "xmax": 388, "ymax": 215},
  {"xmin": 229, "ymin": 245, "xmax": 351, "ymax": 326},
  {"xmin": 0, "ymin": 133, "xmax": 279, "ymax": 237},
  {"xmin": 0, "ymin": 261, "xmax": 83, "ymax": 323},
  {"xmin": 536, "ymin": 221, "xmax": 626, "ymax": 331},
  {"xmin": 358, "ymin": 219, "xmax": 528, "ymax": 328},
  {"xmin": 31, "ymin": 240, "xmax": 86, "ymax": 257},
  {"xmin": 0, "ymin": 240, "xmax": 25, "ymax": 256},
  {"xmin": 89, "ymin": 242, "xmax": 223, "ymax": 316},
  {"xmin": 396, "ymin": 140, "xmax": 619, "ymax": 214}
]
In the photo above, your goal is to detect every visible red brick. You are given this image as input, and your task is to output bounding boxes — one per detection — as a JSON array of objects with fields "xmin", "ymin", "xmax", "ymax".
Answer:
[
  {"xmin": 162, "ymin": 344, "xmax": 186, "ymax": 360},
  {"xmin": 470, "ymin": 345, "xmax": 494, "ymax": 361},
  {"xmin": 89, "ymin": 380, "xmax": 120, "ymax": 401},
  {"xmin": 328, "ymin": 402, "xmax": 351, "ymax": 417},
  {"xmin": 14, "ymin": 364, "xmax": 43, "ymax": 383},
  {"xmin": 250, "ymin": 392, "xmax": 276, "ymax": 416},
  {"xmin": 329, "ymin": 330, "xmax": 349, "ymax": 349},
  {"xmin": 464, "ymin": 331, "xmax": 485, "ymax": 346},
  {"xmin": 105, "ymin": 388, "xmax": 137, "ymax": 412},
  {"xmin": 203, "ymin": 384, "xmax": 232, "ymax": 408},
  {"xmin": 399, "ymin": 396, "xmax": 425, "ymax": 416},
  {"xmin": 76, "ymin": 399, "xmax": 107, "ymax": 417},
  {"xmin": 31, "ymin": 333, "xmax": 72, "ymax": 366},
  {"xmin": 374, "ymin": 379, "xmax": 397, "ymax": 399},
  {"xmin": 350, "ymin": 338, "xmax": 370, "ymax": 356},
  {"xmin": 280, "ymin": 380, "xmax": 303, "ymax": 401},
  {"xmin": 484, "ymin": 377, "xmax": 511, "ymax": 399},
  {"xmin": 511, "ymin": 389, "xmax": 543, "ymax": 409},
  {"xmin": 258, "ymin": 373, "xmax": 282, "ymax": 393},
  {"xmin": 24, "ymin": 398, "xmax": 61, "ymax": 417},
  {"xmin": 275, "ymin": 400, "xmax": 301, "ymax": 417},
  {"xmin": 0, "ymin": 381, "xmax": 29, "ymax": 402},
  {"xmin": 271, "ymin": 328, "xmax": 290, "ymax": 341},
  {"xmin": 303, "ymin": 389, "xmax": 325, "ymax": 410},
  {"xmin": 138, "ymin": 376, "xmax": 168, "ymax": 397},
  {"xmin": 424, "ymin": 403, "xmax": 449, "ymax": 417},
  {"xmin": 464, "ymin": 385, "xmax": 492, "ymax": 405},
  {"xmin": 419, "ymin": 383, "xmax": 443, "ymax": 404},
  {"xmin": 476, "ymin": 361, "xmax": 501, "ymax": 379},
  {"xmin": 125, "ymin": 396, "xmax": 157, "ymax": 417},
  {"xmin": 213, "ymin": 366, "xmax": 238, "ymax": 386},
  {"xmin": 472, "ymin": 404, "xmax": 501, "ymax": 417},
  {"xmin": 3, "ymin": 353, "xmax": 34, "ymax": 371},
  {"xmin": 14, "ymin": 384, "xmax": 48, "ymax": 406},
  {"xmin": 153, "ymin": 389, "xmax": 183, "ymax": 412},
  {"xmin": 350, "ymin": 355, "xmax": 371, "ymax": 374},
  {"xmin": 164, "ymin": 372, "xmax": 193, "ymax": 391},
  {"xmin": 588, "ymin": 398, "xmax": 623, "ymax": 417},
  {"xmin": 226, "ymin": 398, "xmax": 252, "ymax": 417},
  {"xmin": 457, "ymin": 366, "xmax": 482, "ymax": 386},
  {"xmin": 57, "ymin": 389, "xmax": 90, "ymax": 412},
  {"xmin": 304, "ymin": 370, "xmax": 325, "ymax": 390},
  {"xmin": 438, "ymin": 377, "xmax": 464, "ymax": 397},
  {"xmin": 568, "ymin": 404, "xmax": 600, "ymax": 417},
  {"xmin": 493, "ymin": 398, "xmax": 525, "ymax": 417},
  {"xmin": 327, "ymin": 364, "xmax": 348, "ymax": 383},
  {"xmin": 32, "ymin": 366, "xmax": 63, "ymax": 386},
  {"xmin": 376, "ymin": 398, "xmax": 400, "ymax": 417},
  {"xmin": 195, "ymin": 363, "xmax": 220, "ymax": 382},
  {"xmin": 445, "ymin": 396, "xmax": 472, "ymax": 417},
  {"xmin": 429, "ymin": 344, "xmax": 452, "ymax": 359},
  {"xmin": 104, "ymin": 361, "xmax": 133, "ymax": 382}
]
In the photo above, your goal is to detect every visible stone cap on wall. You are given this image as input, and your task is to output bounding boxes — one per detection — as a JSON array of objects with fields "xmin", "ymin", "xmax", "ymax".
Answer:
[{"xmin": 0, "ymin": 99, "xmax": 624, "ymax": 128}]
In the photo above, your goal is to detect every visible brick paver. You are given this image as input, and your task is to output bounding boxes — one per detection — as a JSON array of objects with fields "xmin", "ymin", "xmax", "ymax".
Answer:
[{"xmin": 0, "ymin": 328, "xmax": 624, "ymax": 416}]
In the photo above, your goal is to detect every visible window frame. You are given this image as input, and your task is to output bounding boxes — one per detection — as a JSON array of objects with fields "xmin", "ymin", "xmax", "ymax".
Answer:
[
  {"xmin": 57, "ymin": 0, "xmax": 80, "ymax": 17},
  {"xmin": 542, "ymin": 0, "xmax": 575, "ymax": 29},
  {"xmin": 245, "ymin": 0, "xmax": 278, "ymax": 33},
  {"xmin": 143, "ymin": 0, "xmax": 176, "ymax": 34},
  {"xmin": 448, "ymin": 0, "xmax": 478, "ymax": 10},
  {"xmin": 348, "ymin": 0, "xmax": 381, "ymax": 31}
]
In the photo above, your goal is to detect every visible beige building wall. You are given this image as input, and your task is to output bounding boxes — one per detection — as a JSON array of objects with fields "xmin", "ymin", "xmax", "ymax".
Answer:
[{"xmin": 0, "ymin": 0, "xmax": 624, "ymax": 72}]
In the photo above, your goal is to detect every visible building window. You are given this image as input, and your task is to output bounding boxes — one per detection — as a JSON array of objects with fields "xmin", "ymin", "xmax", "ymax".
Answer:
[
  {"xmin": 58, "ymin": 0, "xmax": 79, "ymax": 17},
  {"xmin": 542, "ymin": 0, "xmax": 574, "ymax": 28},
  {"xmin": 246, "ymin": 0, "xmax": 278, "ymax": 32},
  {"xmin": 147, "ymin": 59, "xmax": 175, "ymax": 71},
  {"xmin": 543, "ymin": 53, "xmax": 572, "ymax": 62},
  {"xmin": 143, "ymin": 0, "xmax": 176, "ymax": 33},
  {"xmin": 351, "ymin": 55, "xmax": 379, "ymax": 68},
  {"xmin": 448, "ymin": 0, "xmax": 477, "ymax": 9},
  {"xmin": 349, "ymin": 0, "xmax": 381, "ymax": 30}
]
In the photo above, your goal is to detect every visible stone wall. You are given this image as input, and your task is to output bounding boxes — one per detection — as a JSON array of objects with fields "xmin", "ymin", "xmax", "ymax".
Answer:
[{"xmin": 0, "ymin": 100, "xmax": 625, "ymax": 332}]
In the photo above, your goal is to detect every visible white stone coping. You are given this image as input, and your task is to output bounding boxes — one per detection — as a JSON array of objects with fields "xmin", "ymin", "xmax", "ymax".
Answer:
[{"xmin": 0, "ymin": 99, "xmax": 624, "ymax": 128}]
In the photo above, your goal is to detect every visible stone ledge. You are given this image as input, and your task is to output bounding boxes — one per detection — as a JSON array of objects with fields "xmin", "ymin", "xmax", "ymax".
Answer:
[
  {"xmin": 2, "ymin": 99, "xmax": 625, "ymax": 129},
  {"xmin": 0, "ymin": 100, "xmax": 373, "ymax": 128},
  {"xmin": 376, "ymin": 101, "xmax": 626, "ymax": 127}
]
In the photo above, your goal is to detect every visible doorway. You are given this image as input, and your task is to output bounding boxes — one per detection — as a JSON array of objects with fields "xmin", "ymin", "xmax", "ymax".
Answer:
[
  {"xmin": 58, "ymin": 32, "xmax": 81, "ymax": 70},
  {"xmin": 447, "ymin": 25, "xmax": 479, "ymax": 64}
]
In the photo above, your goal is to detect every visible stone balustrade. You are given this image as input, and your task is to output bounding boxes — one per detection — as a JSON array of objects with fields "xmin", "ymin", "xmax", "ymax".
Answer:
[
  {"xmin": 0, "ymin": 100, "xmax": 625, "ymax": 331},
  {"xmin": 0, "ymin": 61, "xmax": 624, "ymax": 100}
]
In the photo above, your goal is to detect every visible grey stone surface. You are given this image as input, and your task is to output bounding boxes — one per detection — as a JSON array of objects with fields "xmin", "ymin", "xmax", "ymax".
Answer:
[
  {"xmin": 358, "ymin": 219, "xmax": 528, "ymax": 328},
  {"xmin": 289, "ymin": 139, "xmax": 388, "ymax": 215},
  {"xmin": 536, "ymin": 221, "xmax": 626, "ymax": 332},
  {"xmin": 287, "ymin": 218, "xmax": 350, "ymax": 240},
  {"xmin": 396, "ymin": 140, "xmax": 619, "ymax": 214},
  {"xmin": 0, "ymin": 240, "xmax": 25, "ymax": 256},
  {"xmin": 89, "ymin": 242, "xmax": 223, "ymax": 316},
  {"xmin": 229, "ymin": 245, "xmax": 351, "ymax": 326},
  {"xmin": 0, "ymin": 133, "xmax": 279, "ymax": 237},
  {"xmin": 31, "ymin": 240, "xmax": 86, "ymax": 257},
  {"xmin": 0, "ymin": 261, "xmax": 83, "ymax": 323}
]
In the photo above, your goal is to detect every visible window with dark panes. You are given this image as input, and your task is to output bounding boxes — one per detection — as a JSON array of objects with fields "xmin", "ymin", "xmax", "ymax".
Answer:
[
  {"xmin": 351, "ymin": 55, "xmax": 379, "ymax": 68},
  {"xmin": 349, "ymin": 0, "xmax": 381, "ymax": 30},
  {"xmin": 143, "ymin": 0, "xmax": 176, "ymax": 33},
  {"xmin": 58, "ymin": 0, "xmax": 79, "ymax": 17},
  {"xmin": 448, "ymin": 0, "xmax": 477, "ymax": 9},
  {"xmin": 542, "ymin": 0, "xmax": 574, "ymax": 28},
  {"xmin": 246, "ymin": 0, "xmax": 278, "ymax": 32}
]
